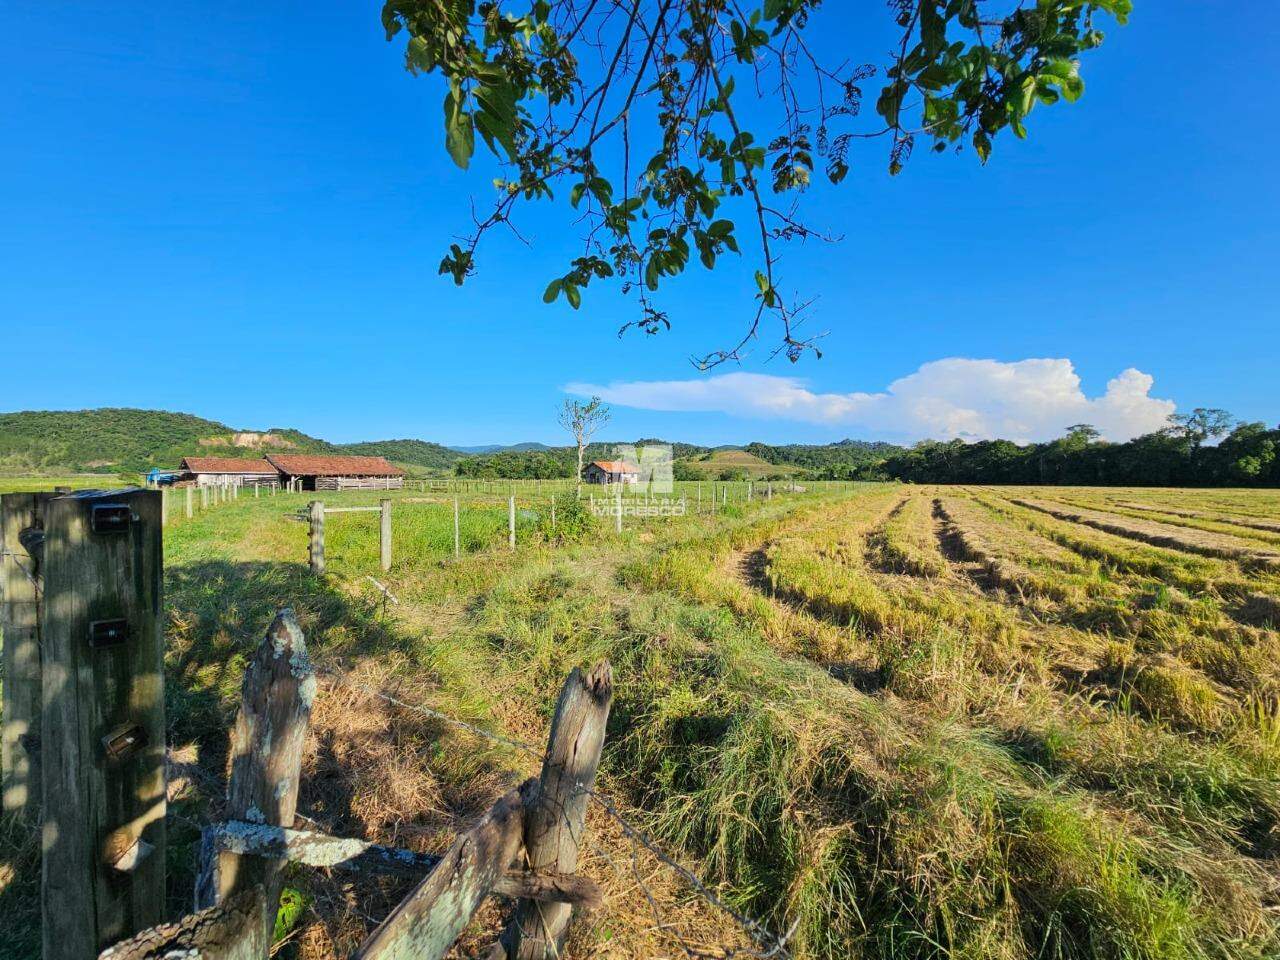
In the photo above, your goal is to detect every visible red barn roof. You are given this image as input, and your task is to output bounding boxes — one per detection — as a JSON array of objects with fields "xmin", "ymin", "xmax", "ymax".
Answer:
[
  {"xmin": 265, "ymin": 454, "xmax": 404, "ymax": 477},
  {"xmin": 180, "ymin": 457, "xmax": 276, "ymax": 474},
  {"xmin": 589, "ymin": 460, "xmax": 638, "ymax": 473}
]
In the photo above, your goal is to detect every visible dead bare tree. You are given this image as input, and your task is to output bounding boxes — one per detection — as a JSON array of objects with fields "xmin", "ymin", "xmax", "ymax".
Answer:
[{"xmin": 559, "ymin": 397, "xmax": 611, "ymax": 496}]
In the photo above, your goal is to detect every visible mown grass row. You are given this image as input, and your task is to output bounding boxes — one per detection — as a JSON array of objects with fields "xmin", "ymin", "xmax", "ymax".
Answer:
[{"xmin": 623, "ymin": 490, "xmax": 1280, "ymax": 959}]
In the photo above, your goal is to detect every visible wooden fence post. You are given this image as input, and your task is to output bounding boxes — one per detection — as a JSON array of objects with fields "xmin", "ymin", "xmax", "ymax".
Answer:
[
  {"xmin": 195, "ymin": 609, "xmax": 314, "ymax": 949},
  {"xmin": 509, "ymin": 496, "xmax": 516, "ymax": 551},
  {"xmin": 380, "ymin": 499, "xmax": 392, "ymax": 572},
  {"xmin": 354, "ymin": 781, "xmax": 536, "ymax": 960},
  {"xmin": 41, "ymin": 489, "xmax": 166, "ymax": 958},
  {"xmin": 161, "ymin": 488, "xmax": 168, "ymax": 526},
  {"xmin": 309, "ymin": 501, "xmax": 324, "ymax": 574},
  {"xmin": 453, "ymin": 497, "xmax": 460, "ymax": 560},
  {"xmin": 97, "ymin": 888, "xmax": 267, "ymax": 960},
  {"xmin": 185, "ymin": 487, "xmax": 193, "ymax": 519},
  {"xmin": 614, "ymin": 483, "xmax": 622, "ymax": 534},
  {"xmin": 508, "ymin": 662, "xmax": 614, "ymax": 960},
  {"xmin": 550, "ymin": 499, "xmax": 556, "ymax": 532},
  {"xmin": 254, "ymin": 484, "xmax": 260, "ymax": 499},
  {"xmin": 201, "ymin": 486, "xmax": 208, "ymax": 509},
  {"xmin": 1, "ymin": 492, "xmax": 49, "ymax": 818}
]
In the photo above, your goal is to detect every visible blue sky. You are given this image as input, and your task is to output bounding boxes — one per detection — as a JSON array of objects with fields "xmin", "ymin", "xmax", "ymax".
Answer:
[{"xmin": 2, "ymin": 2, "xmax": 1276, "ymax": 447}]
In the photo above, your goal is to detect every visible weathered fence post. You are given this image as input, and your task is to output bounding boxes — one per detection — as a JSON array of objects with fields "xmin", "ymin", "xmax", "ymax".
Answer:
[
  {"xmin": 98, "ymin": 888, "xmax": 267, "ymax": 960},
  {"xmin": 308, "ymin": 500, "xmax": 325, "ymax": 574},
  {"xmin": 185, "ymin": 487, "xmax": 193, "ymax": 519},
  {"xmin": 508, "ymin": 662, "xmax": 614, "ymax": 959},
  {"xmin": 195, "ymin": 609, "xmax": 314, "ymax": 948},
  {"xmin": 380, "ymin": 499, "xmax": 392, "ymax": 572},
  {"xmin": 614, "ymin": 482, "xmax": 622, "ymax": 534},
  {"xmin": 354, "ymin": 781, "xmax": 536, "ymax": 960},
  {"xmin": 768, "ymin": 481, "xmax": 773, "ymax": 501},
  {"xmin": 509, "ymin": 496, "xmax": 516, "ymax": 551},
  {"xmin": 453, "ymin": 497, "xmax": 460, "ymax": 560},
  {"xmin": 41, "ymin": 489, "xmax": 167, "ymax": 958},
  {"xmin": 1, "ymin": 492, "xmax": 49, "ymax": 818},
  {"xmin": 161, "ymin": 487, "xmax": 168, "ymax": 526},
  {"xmin": 254, "ymin": 483, "xmax": 260, "ymax": 499},
  {"xmin": 550, "ymin": 499, "xmax": 556, "ymax": 533},
  {"xmin": 201, "ymin": 486, "xmax": 208, "ymax": 509}
]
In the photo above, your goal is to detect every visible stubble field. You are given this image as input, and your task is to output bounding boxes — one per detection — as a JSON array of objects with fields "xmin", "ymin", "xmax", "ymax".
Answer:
[{"xmin": 2, "ymin": 481, "xmax": 1279, "ymax": 959}]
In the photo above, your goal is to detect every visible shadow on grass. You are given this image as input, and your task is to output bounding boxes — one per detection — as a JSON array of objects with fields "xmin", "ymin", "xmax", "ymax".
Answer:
[
  {"xmin": 162, "ymin": 559, "xmax": 417, "ymax": 922},
  {"xmin": 165, "ymin": 559, "xmax": 412, "ymax": 748}
]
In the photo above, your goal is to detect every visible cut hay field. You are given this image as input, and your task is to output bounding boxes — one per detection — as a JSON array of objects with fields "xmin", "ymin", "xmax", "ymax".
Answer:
[{"xmin": 3, "ymin": 483, "xmax": 1279, "ymax": 959}]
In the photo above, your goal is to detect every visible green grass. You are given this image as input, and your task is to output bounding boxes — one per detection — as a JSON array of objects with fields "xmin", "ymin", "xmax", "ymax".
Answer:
[{"xmin": 2, "ymin": 482, "xmax": 1279, "ymax": 960}]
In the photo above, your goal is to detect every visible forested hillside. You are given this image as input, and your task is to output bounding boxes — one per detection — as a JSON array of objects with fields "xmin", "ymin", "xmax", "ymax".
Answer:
[
  {"xmin": 337, "ymin": 439, "xmax": 461, "ymax": 471},
  {"xmin": 0, "ymin": 409, "xmax": 462, "ymax": 474}
]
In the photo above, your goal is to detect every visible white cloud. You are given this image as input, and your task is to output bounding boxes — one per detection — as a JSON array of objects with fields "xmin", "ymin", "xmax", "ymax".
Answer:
[{"xmin": 565, "ymin": 358, "xmax": 1176, "ymax": 443}]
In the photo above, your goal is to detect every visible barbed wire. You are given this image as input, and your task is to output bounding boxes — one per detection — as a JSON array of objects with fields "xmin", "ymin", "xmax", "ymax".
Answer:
[{"xmin": 316, "ymin": 663, "xmax": 795, "ymax": 960}]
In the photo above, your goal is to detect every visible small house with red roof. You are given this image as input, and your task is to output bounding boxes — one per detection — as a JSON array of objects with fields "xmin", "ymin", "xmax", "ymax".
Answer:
[{"xmin": 583, "ymin": 459, "xmax": 640, "ymax": 485}]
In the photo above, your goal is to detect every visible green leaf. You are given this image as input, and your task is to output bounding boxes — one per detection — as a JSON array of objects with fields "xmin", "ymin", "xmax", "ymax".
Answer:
[
  {"xmin": 542, "ymin": 279, "xmax": 563, "ymax": 303},
  {"xmin": 565, "ymin": 283, "xmax": 582, "ymax": 309},
  {"xmin": 443, "ymin": 91, "xmax": 475, "ymax": 169}
]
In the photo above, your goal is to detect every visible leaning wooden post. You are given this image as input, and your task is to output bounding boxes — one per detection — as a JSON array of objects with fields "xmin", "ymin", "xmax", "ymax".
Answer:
[
  {"xmin": 195, "ymin": 609, "xmax": 314, "ymax": 949},
  {"xmin": 379, "ymin": 499, "xmax": 392, "ymax": 572},
  {"xmin": 509, "ymin": 495, "xmax": 516, "ymax": 551},
  {"xmin": 1, "ymin": 492, "xmax": 49, "ymax": 818},
  {"xmin": 41, "ymin": 488, "xmax": 166, "ymax": 958},
  {"xmin": 354, "ymin": 780, "xmax": 536, "ymax": 960},
  {"xmin": 309, "ymin": 501, "xmax": 325, "ymax": 574},
  {"xmin": 453, "ymin": 497, "xmax": 460, "ymax": 560},
  {"xmin": 508, "ymin": 662, "xmax": 614, "ymax": 960}
]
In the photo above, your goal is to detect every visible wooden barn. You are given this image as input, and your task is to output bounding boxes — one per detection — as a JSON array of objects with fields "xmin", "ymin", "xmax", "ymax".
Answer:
[
  {"xmin": 265, "ymin": 454, "xmax": 405, "ymax": 491},
  {"xmin": 179, "ymin": 457, "xmax": 280, "ymax": 489},
  {"xmin": 583, "ymin": 459, "xmax": 640, "ymax": 485}
]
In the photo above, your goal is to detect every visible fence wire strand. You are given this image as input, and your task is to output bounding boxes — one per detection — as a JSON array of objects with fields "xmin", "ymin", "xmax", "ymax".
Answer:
[{"xmin": 316, "ymin": 663, "xmax": 796, "ymax": 960}]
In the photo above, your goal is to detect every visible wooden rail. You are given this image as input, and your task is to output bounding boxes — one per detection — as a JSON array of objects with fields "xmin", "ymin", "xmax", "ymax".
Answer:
[{"xmin": 308, "ymin": 499, "xmax": 393, "ymax": 573}]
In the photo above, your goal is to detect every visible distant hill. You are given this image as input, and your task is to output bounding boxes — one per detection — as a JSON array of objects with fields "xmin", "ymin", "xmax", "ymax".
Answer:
[
  {"xmin": 336, "ymin": 439, "xmax": 460, "ymax": 471},
  {"xmin": 450, "ymin": 442, "xmax": 554, "ymax": 454},
  {"xmin": 0, "ymin": 408, "xmax": 463, "ymax": 475},
  {"xmin": 745, "ymin": 439, "xmax": 901, "ymax": 475},
  {"xmin": 0, "ymin": 407, "xmax": 898, "ymax": 480},
  {"xmin": 676, "ymin": 449, "xmax": 798, "ymax": 480},
  {"xmin": 0, "ymin": 408, "xmax": 325, "ymax": 474}
]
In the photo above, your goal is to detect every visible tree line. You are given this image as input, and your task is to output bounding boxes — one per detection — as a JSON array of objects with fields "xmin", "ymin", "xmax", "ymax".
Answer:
[{"xmin": 848, "ymin": 411, "xmax": 1279, "ymax": 487}]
